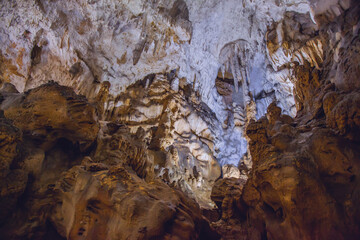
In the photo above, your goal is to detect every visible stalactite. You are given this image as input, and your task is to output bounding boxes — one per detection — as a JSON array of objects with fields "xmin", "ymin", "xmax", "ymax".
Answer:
[{"xmin": 230, "ymin": 55, "xmax": 239, "ymax": 92}]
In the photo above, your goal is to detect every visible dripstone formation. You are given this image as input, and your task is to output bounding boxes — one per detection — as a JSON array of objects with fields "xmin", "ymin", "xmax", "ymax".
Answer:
[{"xmin": 0, "ymin": 0, "xmax": 359, "ymax": 239}]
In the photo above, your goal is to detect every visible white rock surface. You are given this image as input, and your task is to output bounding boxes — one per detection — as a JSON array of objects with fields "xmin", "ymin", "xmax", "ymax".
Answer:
[{"xmin": 0, "ymin": 0, "xmax": 319, "ymax": 169}]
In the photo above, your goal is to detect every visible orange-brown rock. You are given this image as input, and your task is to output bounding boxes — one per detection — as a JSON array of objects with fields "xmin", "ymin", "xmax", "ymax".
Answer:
[
  {"xmin": 323, "ymin": 90, "xmax": 360, "ymax": 140},
  {"xmin": 241, "ymin": 16, "xmax": 360, "ymax": 235},
  {"xmin": 0, "ymin": 110, "xmax": 22, "ymax": 178},
  {"xmin": 211, "ymin": 178, "xmax": 246, "ymax": 221},
  {"xmin": 241, "ymin": 101, "xmax": 360, "ymax": 240},
  {"xmin": 0, "ymin": 83, "xmax": 219, "ymax": 240},
  {"xmin": 293, "ymin": 64, "xmax": 322, "ymax": 116},
  {"xmin": 215, "ymin": 78, "xmax": 233, "ymax": 96},
  {"xmin": 0, "ymin": 112, "xmax": 27, "ymax": 225},
  {"xmin": 93, "ymin": 122, "xmax": 154, "ymax": 180},
  {"xmin": 0, "ymin": 1, "xmax": 359, "ymax": 239},
  {"xmin": 215, "ymin": 9, "xmax": 360, "ymax": 233},
  {"xmin": 234, "ymin": 10, "xmax": 360, "ymax": 240},
  {"xmin": 1, "ymin": 81, "xmax": 99, "ymax": 151},
  {"xmin": 0, "ymin": 83, "xmax": 102, "ymax": 239},
  {"xmin": 50, "ymin": 164, "xmax": 219, "ymax": 240}
]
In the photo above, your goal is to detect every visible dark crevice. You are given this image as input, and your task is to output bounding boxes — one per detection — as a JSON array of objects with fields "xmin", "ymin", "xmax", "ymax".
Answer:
[{"xmin": 30, "ymin": 45, "xmax": 42, "ymax": 66}]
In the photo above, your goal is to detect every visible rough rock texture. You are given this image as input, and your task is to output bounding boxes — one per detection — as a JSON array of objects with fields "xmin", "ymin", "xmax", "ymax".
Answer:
[
  {"xmin": 49, "ymin": 124, "xmax": 217, "ymax": 240},
  {"xmin": 0, "ymin": 0, "xmax": 314, "ymax": 169},
  {"xmin": 103, "ymin": 74, "xmax": 223, "ymax": 207},
  {"xmin": 51, "ymin": 165, "xmax": 217, "ymax": 240},
  {"xmin": 0, "ymin": 83, "xmax": 100, "ymax": 238},
  {"xmin": 1, "ymin": 81, "xmax": 99, "ymax": 151},
  {"xmin": 0, "ymin": 83, "xmax": 218, "ymax": 240},
  {"xmin": 0, "ymin": 110, "xmax": 22, "ymax": 178},
  {"xmin": 0, "ymin": 111, "xmax": 27, "ymax": 225},
  {"xmin": 211, "ymin": 2, "xmax": 360, "ymax": 239},
  {"xmin": 0, "ymin": 0, "xmax": 359, "ymax": 239},
  {"xmin": 242, "ymin": 101, "xmax": 360, "ymax": 239}
]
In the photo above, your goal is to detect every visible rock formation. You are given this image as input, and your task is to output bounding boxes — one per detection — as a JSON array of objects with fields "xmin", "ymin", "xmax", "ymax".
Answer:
[
  {"xmin": 0, "ymin": 0, "xmax": 359, "ymax": 239},
  {"xmin": 0, "ymin": 82, "xmax": 219, "ymax": 239},
  {"xmin": 210, "ymin": 1, "xmax": 360, "ymax": 239}
]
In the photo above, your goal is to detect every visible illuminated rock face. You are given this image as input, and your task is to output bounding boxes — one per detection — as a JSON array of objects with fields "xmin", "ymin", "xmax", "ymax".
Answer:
[
  {"xmin": 0, "ymin": 0, "xmax": 359, "ymax": 239},
  {"xmin": 0, "ymin": 82, "xmax": 219, "ymax": 239},
  {"xmin": 103, "ymin": 75, "xmax": 223, "ymax": 208},
  {"xmin": 210, "ymin": 2, "xmax": 360, "ymax": 239},
  {"xmin": 0, "ymin": 0, "xmax": 313, "ymax": 169}
]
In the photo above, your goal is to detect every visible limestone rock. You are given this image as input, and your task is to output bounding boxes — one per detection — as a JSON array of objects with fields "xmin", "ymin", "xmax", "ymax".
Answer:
[
  {"xmin": 211, "ymin": 178, "xmax": 246, "ymax": 220},
  {"xmin": 217, "ymin": 4, "xmax": 360, "ymax": 238},
  {"xmin": 1, "ymin": 82, "xmax": 99, "ymax": 151},
  {"xmin": 51, "ymin": 165, "xmax": 219, "ymax": 240},
  {"xmin": 0, "ymin": 110, "xmax": 22, "ymax": 178},
  {"xmin": 0, "ymin": 82, "xmax": 219, "ymax": 240},
  {"xmin": 210, "ymin": 178, "xmax": 255, "ymax": 240},
  {"xmin": 101, "ymin": 74, "xmax": 224, "ymax": 207},
  {"xmin": 323, "ymin": 90, "xmax": 360, "ymax": 140},
  {"xmin": 0, "ymin": 168, "xmax": 28, "ymax": 225},
  {"xmin": 0, "ymin": 0, "xmax": 314, "ymax": 172},
  {"xmin": 242, "ymin": 105, "xmax": 360, "ymax": 239},
  {"xmin": 0, "ymin": 0, "xmax": 359, "ymax": 239},
  {"xmin": 93, "ymin": 122, "xmax": 154, "ymax": 180},
  {"xmin": 0, "ymin": 112, "xmax": 27, "ymax": 225},
  {"xmin": 222, "ymin": 164, "xmax": 241, "ymax": 179}
]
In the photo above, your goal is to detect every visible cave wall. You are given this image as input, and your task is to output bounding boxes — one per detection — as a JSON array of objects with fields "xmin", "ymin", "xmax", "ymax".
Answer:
[
  {"xmin": 211, "ymin": 1, "xmax": 360, "ymax": 239},
  {"xmin": 0, "ymin": 0, "xmax": 359, "ymax": 239},
  {"xmin": 0, "ymin": 0, "xmax": 316, "ymax": 169}
]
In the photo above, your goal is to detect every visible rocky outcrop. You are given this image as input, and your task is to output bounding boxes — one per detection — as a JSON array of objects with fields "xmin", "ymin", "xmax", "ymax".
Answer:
[
  {"xmin": 0, "ymin": 83, "xmax": 99, "ymax": 238},
  {"xmin": 0, "ymin": 83, "xmax": 218, "ymax": 239},
  {"xmin": 1, "ymin": 81, "xmax": 99, "ymax": 151},
  {"xmin": 242, "ymin": 99, "xmax": 360, "ymax": 239},
  {"xmin": 51, "ymin": 163, "xmax": 217, "ymax": 240},
  {"xmin": 102, "ymin": 74, "xmax": 223, "ymax": 208},
  {"xmin": 212, "ymin": 97, "xmax": 360, "ymax": 239},
  {"xmin": 211, "ymin": 2, "xmax": 360, "ymax": 239},
  {"xmin": 0, "ymin": 0, "xmax": 359, "ymax": 239},
  {"xmin": 211, "ymin": 178, "xmax": 246, "ymax": 221},
  {"xmin": 0, "ymin": 110, "xmax": 22, "ymax": 178},
  {"xmin": 0, "ymin": 111, "xmax": 27, "ymax": 225},
  {"xmin": 0, "ymin": 0, "xmax": 315, "ymax": 173}
]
